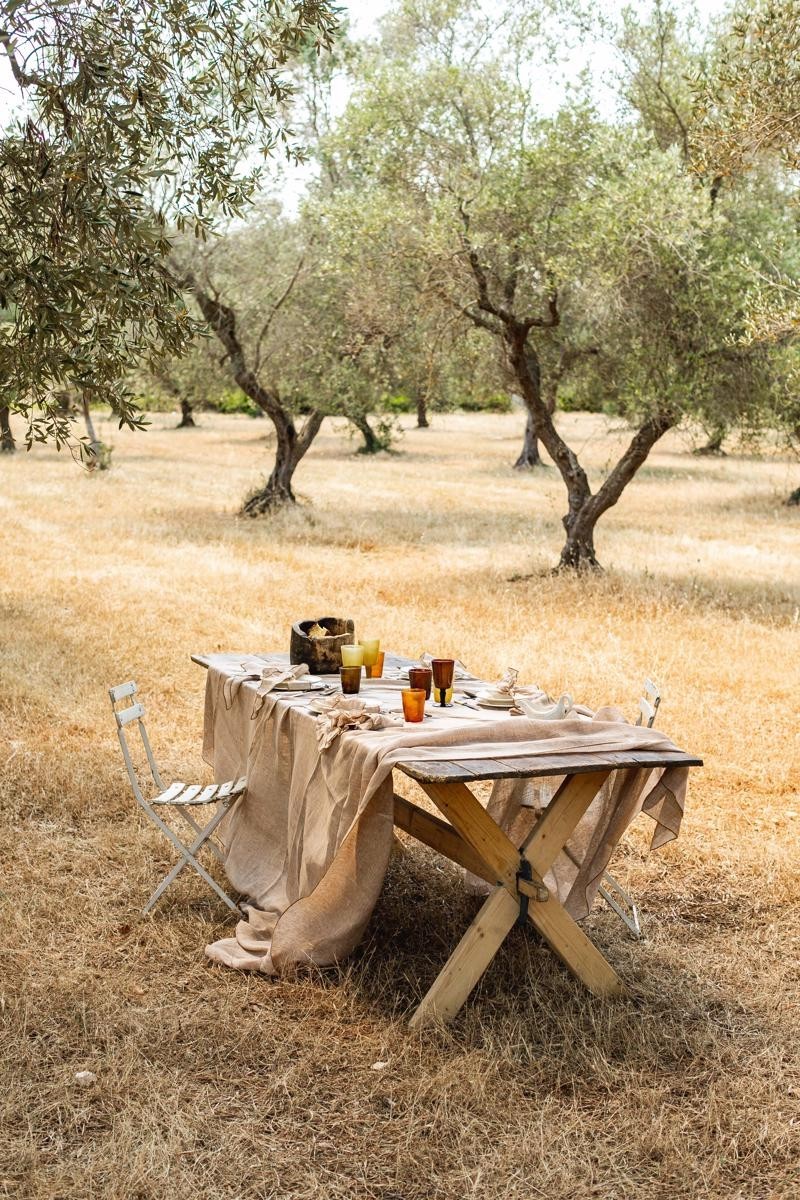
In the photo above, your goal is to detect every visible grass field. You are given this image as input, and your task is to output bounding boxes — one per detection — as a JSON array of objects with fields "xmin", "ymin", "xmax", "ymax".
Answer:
[{"xmin": 1, "ymin": 409, "xmax": 798, "ymax": 1200}]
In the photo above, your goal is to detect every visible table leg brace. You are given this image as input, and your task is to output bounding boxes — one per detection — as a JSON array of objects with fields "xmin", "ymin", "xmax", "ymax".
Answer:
[{"xmin": 408, "ymin": 769, "xmax": 626, "ymax": 1027}]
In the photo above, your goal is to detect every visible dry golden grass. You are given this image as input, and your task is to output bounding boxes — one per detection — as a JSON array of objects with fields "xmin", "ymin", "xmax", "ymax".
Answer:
[{"xmin": 1, "ymin": 409, "xmax": 798, "ymax": 1200}]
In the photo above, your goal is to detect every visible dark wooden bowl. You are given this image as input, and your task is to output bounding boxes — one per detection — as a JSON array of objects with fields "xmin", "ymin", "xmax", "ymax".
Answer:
[{"xmin": 289, "ymin": 617, "xmax": 355, "ymax": 674}]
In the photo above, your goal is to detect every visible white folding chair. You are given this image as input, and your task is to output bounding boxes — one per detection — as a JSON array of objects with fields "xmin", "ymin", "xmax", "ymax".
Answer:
[
  {"xmin": 595, "ymin": 678, "xmax": 662, "ymax": 939},
  {"xmin": 562, "ymin": 679, "xmax": 662, "ymax": 938},
  {"xmin": 109, "ymin": 680, "xmax": 246, "ymax": 915},
  {"xmin": 635, "ymin": 677, "xmax": 661, "ymax": 730}
]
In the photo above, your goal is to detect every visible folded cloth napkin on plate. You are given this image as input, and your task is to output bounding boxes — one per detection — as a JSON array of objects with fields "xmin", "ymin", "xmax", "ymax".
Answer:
[
  {"xmin": 485, "ymin": 668, "xmax": 545, "ymax": 701},
  {"xmin": 484, "ymin": 669, "xmax": 591, "ymax": 719},
  {"xmin": 491, "ymin": 667, "xmax": 520, "ymax": 696},
  {"xmin": 223, "ymin": 661, "xmax": 309, "ymax": 718},
  {"xmin": 314, "ymin": 695, "xmax": 402, "ymax": 751}
]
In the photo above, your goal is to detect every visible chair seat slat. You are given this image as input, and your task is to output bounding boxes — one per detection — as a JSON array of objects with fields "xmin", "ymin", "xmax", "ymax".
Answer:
[
  {"xmin": 109, "ymin": 681, "xmax": 137, "ymax": 702},
  {"xmin": 153, "ymin": 781, "xmax": 185, "ymax": 805},
  {"xmin": 173, "ymin": 784, "xmax": 203, "ymax": 805},
  {"xmin": 193, "ymin": 784, "xmax": 219, "ymax": 805}
]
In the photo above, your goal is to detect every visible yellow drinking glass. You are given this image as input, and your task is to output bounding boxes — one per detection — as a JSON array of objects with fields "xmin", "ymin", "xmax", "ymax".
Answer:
[
  {"xmin": 359, "ymin": 638, "xmax": 380, "ymax": 668},
  {"xmin": 341, "ymin": 644, "xmax": 364, "ymax": 668}
]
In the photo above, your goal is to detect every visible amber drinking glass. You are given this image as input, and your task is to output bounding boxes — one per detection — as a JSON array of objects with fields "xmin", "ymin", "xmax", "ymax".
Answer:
[
  {"xmin": 340, "ymin": 666, "xmax": 362, "ymax": 695},
  {"xmin": 431, "ymin": 658, "xmax": 455, "ymax": 707},
  {"xmin": 401, "ymin": 688, "xmax": 426, "ymax": 723},
  {"xmin": 367, "ymin": 650, "xmax": 385, "ymax": 679},
  {"xmin": 408, "ymin": 666, "xmax": 432, "ymax": 699}
]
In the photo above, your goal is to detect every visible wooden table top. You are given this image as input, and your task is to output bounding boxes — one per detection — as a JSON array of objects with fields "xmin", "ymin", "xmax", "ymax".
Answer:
[{"xmin": 395, "ymin": 750, "xmax": 703, "ymax": 785}]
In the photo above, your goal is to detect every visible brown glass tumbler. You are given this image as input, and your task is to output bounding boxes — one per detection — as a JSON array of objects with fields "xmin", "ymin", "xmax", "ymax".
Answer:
[
  {"xmin": 408, "ymin": 666, "xmax": 432, "ymax": 699},
  {"xmin": 367, "ymin": 650, "xmax": 385, "ymax": 679},
  {"xmin": 340, "ymin": 666, "xmax": 362, "ymax": 695},
  {"xmin": 401, "ymin": 688, "xmax": 426, "ymax": 723},
  {"xmin": 431, "ymin": 658, "xmax": 455, "ymax": 707}
]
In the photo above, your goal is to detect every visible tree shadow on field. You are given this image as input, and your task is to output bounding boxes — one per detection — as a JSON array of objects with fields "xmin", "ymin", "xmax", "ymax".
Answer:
[
  {"xmin": 143, "ymin": 498, "xmax": 560, "ymax": 551},
  {"xmin": 348, "ymin": 845, "xmax": 797, "ymax": 1080}
]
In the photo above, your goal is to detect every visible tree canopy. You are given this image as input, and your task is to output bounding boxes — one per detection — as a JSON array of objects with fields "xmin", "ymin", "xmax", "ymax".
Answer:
[
  {"xmin": 307, "ymin": 0, "xmax": 794, "ymax": 566},
  {"xmin": 0, "ymin": 0, "xmax": 338, "ymax": 445}
]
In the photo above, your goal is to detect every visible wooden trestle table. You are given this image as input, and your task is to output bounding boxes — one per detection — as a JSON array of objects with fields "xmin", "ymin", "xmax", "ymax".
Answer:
[{"xmin": 391, "ymin": 749, "xmax": 701, "ymax": 1027}]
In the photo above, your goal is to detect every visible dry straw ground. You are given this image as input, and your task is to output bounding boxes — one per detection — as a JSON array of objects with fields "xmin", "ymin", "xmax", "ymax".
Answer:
[{"xmin": 1, "ymin": 410, "xmax": 798, "ymax": 1200}]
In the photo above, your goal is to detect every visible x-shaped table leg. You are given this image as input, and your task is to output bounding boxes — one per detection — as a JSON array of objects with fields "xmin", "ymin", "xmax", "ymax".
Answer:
[{"xmin": 408, "ymin": 769, "xmax": 626, "ymax": 1028}]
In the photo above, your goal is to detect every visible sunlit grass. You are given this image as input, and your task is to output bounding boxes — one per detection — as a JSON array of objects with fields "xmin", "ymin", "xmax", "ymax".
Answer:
[{"xmin": 1, "ymin": 410, "xmax": 798, "ymax": 1198}]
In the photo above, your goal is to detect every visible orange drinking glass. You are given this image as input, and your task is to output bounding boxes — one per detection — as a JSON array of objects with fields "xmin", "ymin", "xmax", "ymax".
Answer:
[
  {"xmin": 401, "ymin": 688, "xmax": 426, "ymax": 723},
  {"xmin": 431, "ymin": 658, "xmax": 455, "ymax": 708},
  {"xmin": 408, "ymin": 666, "xmax": 432, "ymax": 699},
  {"xmin": 340, "ymin": 666, "xmax": 362, "ymax": 695},
  {"xmin": 367, "ymin": 650, "xmax": 385, "ymax": 679}
]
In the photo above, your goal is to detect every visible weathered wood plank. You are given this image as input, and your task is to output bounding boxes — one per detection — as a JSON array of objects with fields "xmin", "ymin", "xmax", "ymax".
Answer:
[
  {"xmin": 418, "ymin": 780, "xmax": 522, "ymax": 890},
  {"xmin": 527, "ymin": 893, "xmax": 626, "ymax": 997},
  {"xmin": 397, "ymin": 751, "xmax": 701, "ymax": 785},
  {"xmin": 392, "ymin": 795, "xmax": 495, "ymax": 883},
  {"xmin": 408, "ymin": 886, "xmax": 519, "ymax": 1029},
  {"xmin": 521, "ymin": 770, "xmax": 612, "ymax": 875}
]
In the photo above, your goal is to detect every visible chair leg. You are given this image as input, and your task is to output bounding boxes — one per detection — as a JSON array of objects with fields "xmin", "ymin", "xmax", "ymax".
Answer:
[
  {"xmin": 178, "ymin": 807, "xmax": 226, "ymax": 863},
  {"xmin": 561, "ymin": 845, "xmax": 643, "ymax": 940},
  {"xmin": 597, "ymin": 872, "xmax": 642, "ymax": 940},
  {"xmin": 142, "ymin": 802, "xmax": 240, "ymax": 915}
]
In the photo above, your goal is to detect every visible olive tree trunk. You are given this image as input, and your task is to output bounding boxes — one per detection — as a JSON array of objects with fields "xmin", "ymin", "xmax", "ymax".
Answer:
[
  {"xmin": 0, "ymin": 405, "xmax": 14, "ymax": 453},
  {"xmin": 242, "ymin": 409, "xmax": 324, "ymax": 514},
  {"xmin": 513, "ymin": 410, "xmax": 541, "ymax": 469},
  {"xmin": 502, "ymin": 325, "xmax": 673, "ymax": 570},
  {"xmin": 81, "ymin": 397, "xmax": 104, "ymax": 468},
  {"xmin": 694, "ymin": 426, "xmax": 726, "ymax": 456},
  {"xmin": 177, "ymin": 398, "xmax": 196, "ymax": 428},
  {"xmin": 183, "ymin": 270, "xmax": 324, "ymax": 513},
  {"xmin": 351, "ymin": 413, "xmax": 383, "ymax": 454},
  {"xmin": 416, "ymin": 393, "xmax": 430, "ymax": 428}
]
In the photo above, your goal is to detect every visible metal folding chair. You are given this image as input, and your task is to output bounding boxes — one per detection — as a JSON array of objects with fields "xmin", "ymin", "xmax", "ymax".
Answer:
[
  {"xmin": 109, "ymin": 680, "xmax": 246, "ymax": 915},
  {"xmin": 594, "ymin": 678, "xmax": 662, "ymax": 939},
  {"xmin": 635, "ymin": 677, "xmax": 661, "ymax": 730},
  {"xmin": 561, "ymin": 679, "xmax": 662, "ymax": 939}
]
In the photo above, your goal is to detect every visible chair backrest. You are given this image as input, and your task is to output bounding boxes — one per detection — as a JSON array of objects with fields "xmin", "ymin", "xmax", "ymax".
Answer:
[
  {"xmin": 636, "ymin": 677, "xmax": 661, "ymax": 728},
  {"xmin": 109, "ymin": 681, "xmax": 164, "ymax": 803}
]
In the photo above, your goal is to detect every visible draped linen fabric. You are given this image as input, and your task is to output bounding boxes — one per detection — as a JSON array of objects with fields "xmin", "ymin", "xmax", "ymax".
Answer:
[{"xmin": 199, "ymin": 653, "xmax": 689, "ymax": 973}]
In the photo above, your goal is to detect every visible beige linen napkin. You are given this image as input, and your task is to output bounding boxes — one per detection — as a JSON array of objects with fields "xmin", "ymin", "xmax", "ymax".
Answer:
[
  {"xmin": 315, "ymin": 695, "xmax": 402, "ymax": 751},
  {"xmin": 223, "ymin": 660, "xmax": 310, "ymax": 718}
]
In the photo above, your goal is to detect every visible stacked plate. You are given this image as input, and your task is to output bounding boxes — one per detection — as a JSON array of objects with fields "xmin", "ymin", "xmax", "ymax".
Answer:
[
  {"xmin": 476, "ymin": 689, "xmax": 516, "ymax": 710},
  {"xmin": 275, "ymin": 676, "xmax": 326, "ymax": 691}
]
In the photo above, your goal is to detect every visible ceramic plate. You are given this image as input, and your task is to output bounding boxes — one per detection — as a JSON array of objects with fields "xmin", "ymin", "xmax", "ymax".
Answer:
[
  {"xmin": 275, "ymin": 676, "xmax": 324, "ymax": 691},
  {"xmin": 477, "ymin": 695, "xmax": 516, "ymax": 709}
]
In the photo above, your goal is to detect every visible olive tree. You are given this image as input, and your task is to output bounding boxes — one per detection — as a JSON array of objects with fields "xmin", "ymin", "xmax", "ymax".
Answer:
[
  {"xmin": 693, "ymin": 0, "xmax": 800, "ymax": 499},
  {"xmin": 325, "ymin": 1, "xmax": 786, "ymax": 569},
  {"xmin": 176, "ymin": 207, "xmax": 418, "ymax": 511},
  {"xmin": 0, "ymin": 0, "xmax": 338, "ymax": 448}
]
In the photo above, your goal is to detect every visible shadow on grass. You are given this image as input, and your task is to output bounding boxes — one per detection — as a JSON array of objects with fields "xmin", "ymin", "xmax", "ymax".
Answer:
[{"xmin": 344, "ymin": 844, "xmax": 795, "ymax": 1074}]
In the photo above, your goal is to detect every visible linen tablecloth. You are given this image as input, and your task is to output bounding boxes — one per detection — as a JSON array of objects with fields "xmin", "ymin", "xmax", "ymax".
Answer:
[{"xmin": 199, "ymin": 653, "xmax": 689, "ymax": 973}]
